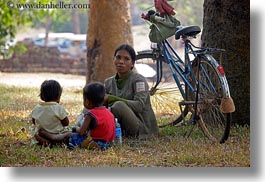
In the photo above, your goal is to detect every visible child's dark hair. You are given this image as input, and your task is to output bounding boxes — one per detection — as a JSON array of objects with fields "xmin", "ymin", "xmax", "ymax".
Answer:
[
  {"xmin": 40, "ymin": 80, "xmax": 62, "ymax": 102},
  {"xmin": 114, "ymin": 44, "xmax": 136, "ymax": 65},
  {"xmin": 83, "ymin": 82, "xmax": 106, "ymax": 107}
]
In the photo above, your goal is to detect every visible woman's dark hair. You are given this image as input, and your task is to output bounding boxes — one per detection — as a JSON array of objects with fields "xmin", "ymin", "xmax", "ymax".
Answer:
[
  {"xmin": 114, "ymin": 44, "xmax": 136, "ymax": 65},
  {"xmin": 40, "ymin": 80, "xmax": 62, "ymax": 102},
  {"xmin": 83, "ymin": 82, "xmax": 106, "ymax": 107}
]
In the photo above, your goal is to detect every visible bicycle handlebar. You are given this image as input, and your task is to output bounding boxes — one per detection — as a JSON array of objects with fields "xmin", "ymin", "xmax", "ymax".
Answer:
[
  {"xmin": 141, "ymin": 10, "xmax": 165, "ymax": 22},
  {"xmin": 153, "ymin": 15, "xmax": 165, "ymax": 22}
]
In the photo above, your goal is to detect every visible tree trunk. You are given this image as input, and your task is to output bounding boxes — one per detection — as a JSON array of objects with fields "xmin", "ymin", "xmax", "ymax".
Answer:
[
  {"xmin": 86, "ymin": 0, "xmax": 133, "ymax": 83},
  {"xmin": 202, "ymin": 0, "xmax": 250, "ymax": 125},
  {"xmin": 72, "ymin": 0, "xmax": 80, "ymax": 34},
  {"xmin": 44, "ymin": 16, "xmax": 52, "ymax": 47}
]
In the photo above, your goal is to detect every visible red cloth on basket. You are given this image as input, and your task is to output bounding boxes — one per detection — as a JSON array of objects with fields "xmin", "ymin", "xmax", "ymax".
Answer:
[{"xmin": 154, "ymin": 0, "xmax": 175, "ymax": 16}]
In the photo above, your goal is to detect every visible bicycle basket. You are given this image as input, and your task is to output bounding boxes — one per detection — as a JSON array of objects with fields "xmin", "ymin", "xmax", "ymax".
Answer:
[{"xmin": 149, "ymin": 14, "xmax": 181, "ymax": 43}]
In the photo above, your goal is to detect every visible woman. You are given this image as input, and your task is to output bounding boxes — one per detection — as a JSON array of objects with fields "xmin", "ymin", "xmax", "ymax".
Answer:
[{"xmin": 104, "ymin": 44, "xmax": 159, "ymax": 139}]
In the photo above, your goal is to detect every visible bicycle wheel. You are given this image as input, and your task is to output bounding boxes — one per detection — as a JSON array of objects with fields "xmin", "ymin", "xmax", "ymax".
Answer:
[
  {"xmin": 135, "ymin": 52, "xmax": 188, "ymax": 127},
  {"xmin": 192, "ymin": 55, "xmax": 232, "ymax": 143}
]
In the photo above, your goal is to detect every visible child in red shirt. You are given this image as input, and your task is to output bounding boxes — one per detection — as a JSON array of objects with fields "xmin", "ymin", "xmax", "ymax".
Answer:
[{"xmin": 68, "ymin": 82, "xmax": 115, "ymax": 149}]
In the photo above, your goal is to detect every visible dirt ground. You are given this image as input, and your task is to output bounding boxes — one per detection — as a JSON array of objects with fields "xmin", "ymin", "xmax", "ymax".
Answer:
[
  {"xmin": 0, "ymin": 72, "xmax": 86, "ymax": 88},
  {"xmin": 0, "ymin": 24, "xmax": 151, "ymax": 89},
  {"xmin": 0, "ymin": 24, "xmax": 189, "ymax": 89}
]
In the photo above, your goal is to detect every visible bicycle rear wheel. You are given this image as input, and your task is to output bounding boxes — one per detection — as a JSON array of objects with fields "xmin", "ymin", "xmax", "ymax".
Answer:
[
  {"xmin": 193, "ymin": 55, "xmax": 232, "ymax": 143},
  {"xmin": 135, "ymin": 52, "xmax": 188, "ymax": 127}
]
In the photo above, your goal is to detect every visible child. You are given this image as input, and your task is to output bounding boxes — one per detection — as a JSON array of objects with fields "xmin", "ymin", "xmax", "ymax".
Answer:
[
  {"xmin": 31, "ymin": 80, "xmax": 71, "ymax": 147},
  {"xmin": 68, "ymin": 82, "xmax": 115, "ymax": 149}
]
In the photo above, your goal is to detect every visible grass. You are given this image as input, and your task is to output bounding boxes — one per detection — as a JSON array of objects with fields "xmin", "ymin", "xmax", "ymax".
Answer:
[{"xmin": 0, "ymin": 81, "xmax": 250, "ymax": 167}]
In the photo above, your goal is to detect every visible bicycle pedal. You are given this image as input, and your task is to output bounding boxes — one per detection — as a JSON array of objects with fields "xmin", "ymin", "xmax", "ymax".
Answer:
[
  {"xmin": 175, "ymin": 121, "xmax": 187, "ymax": 127},
  {"xmin": 179, "ymin": 100, "xmax": 196, "ymax": 106}
]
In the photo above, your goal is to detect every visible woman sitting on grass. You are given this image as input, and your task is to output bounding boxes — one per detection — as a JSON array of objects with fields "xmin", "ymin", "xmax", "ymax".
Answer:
[
  {"xmin": 31, "ymin": 80, "xmax": 71, "ymax": 147},
  {"xmin": 104, "ymin": 44, "xmax": 159, "ymax": 139}
]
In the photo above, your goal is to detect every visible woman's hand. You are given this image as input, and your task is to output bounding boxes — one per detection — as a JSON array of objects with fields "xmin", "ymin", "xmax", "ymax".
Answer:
[{"xmin": 103, "ymin": 94, "xmax": 109, "ymax": 107}]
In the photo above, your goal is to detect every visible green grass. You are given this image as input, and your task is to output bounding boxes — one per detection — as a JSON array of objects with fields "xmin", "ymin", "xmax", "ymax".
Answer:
[{"xmin": 0, "ymin": 83, "xmax": 250, "ymax": 167}]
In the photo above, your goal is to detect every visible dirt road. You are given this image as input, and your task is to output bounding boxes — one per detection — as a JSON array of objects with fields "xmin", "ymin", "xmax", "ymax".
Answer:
[{"xmin": 0, "ymin": 72, "xmax": 86, "ymax": 88}]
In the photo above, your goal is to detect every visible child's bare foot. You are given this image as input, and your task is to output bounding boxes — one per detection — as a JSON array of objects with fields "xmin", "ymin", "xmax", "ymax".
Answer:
[
  {"xmin": 34, "ymin": 133, "xmax": 52, "ymax": 147},
  {"xmin": 39, "ymin": 128, "xmax": 71, "ymax": 143},
  {"xmin": 81, "ymin": 136, "xmax": 100, "ymax": 149}
]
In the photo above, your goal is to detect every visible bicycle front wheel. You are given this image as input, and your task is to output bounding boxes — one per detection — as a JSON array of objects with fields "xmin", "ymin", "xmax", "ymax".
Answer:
[
  {"xmin": 193, "ymin": 55, "xmax": 232, "ymax": 143},
  {"xmin": 135, "ymin": 52, "xmax": 187, "ymax": 127}
]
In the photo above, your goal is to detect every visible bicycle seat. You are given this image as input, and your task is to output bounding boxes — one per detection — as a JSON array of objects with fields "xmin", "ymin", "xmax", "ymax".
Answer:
[{"xmin": 175, "ymin": 26, "xmax": 201, "ymax": 40}]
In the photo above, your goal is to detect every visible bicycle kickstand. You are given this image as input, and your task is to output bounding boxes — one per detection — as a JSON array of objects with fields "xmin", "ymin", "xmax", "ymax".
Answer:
[
  {"xmin": 186, "ymin": 57, "xmax": 201, "ymax": 138},
  {"xmin": 184, "ymin": 59, "xmax": 200, "ymax": 137},
  {"xmin": 177, "ymin": 100, "xmax": 200, "ymax": 138}
]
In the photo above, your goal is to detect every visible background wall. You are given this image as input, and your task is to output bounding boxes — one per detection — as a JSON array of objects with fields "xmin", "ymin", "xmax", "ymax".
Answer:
[{"xmin": 0, "ymin": 41, "xmax": 86, "ymax": 75}]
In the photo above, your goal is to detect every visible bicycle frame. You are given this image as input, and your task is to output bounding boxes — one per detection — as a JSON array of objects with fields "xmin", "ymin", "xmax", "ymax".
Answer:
[
  {"xmin": 138, "ymin": 11, "xmax": 234, "ymax": 143},
  {"xmin": 151, "ymin": 38, "xmax": 201, "ymax": 100}
]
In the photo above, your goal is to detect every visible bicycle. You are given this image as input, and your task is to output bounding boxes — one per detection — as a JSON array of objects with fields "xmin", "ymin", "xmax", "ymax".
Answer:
[{"xmin": 135, "ymin": 13, "xmax": 235, "ymax": 143}]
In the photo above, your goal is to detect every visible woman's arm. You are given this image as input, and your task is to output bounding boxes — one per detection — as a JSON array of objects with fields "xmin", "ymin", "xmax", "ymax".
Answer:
[
  {"xmin": 107, "ymin": 90, "xmax": 149, "ymax": 113},
  {"xmin": 126, "ymin": 75, "xmax": 150, "ymax": 113},
  {"xmin": 104, "ymin": 73, "xmax": 149, "ymax": 113},
  {"xmin": 127, "ymin": 90, "xmax": 149, "ymax": 113},
  {"xmin": 107, "ymin": 94, "xmax": 128, "ymax": 106}
]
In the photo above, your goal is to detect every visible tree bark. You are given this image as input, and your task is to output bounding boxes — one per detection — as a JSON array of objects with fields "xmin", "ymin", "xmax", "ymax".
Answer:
[
  {"xmin": 72, "ymin": 0, "xmax": 80, "ymax": 34},
  {"xmin": 86, "ymin": 0, "xmax": 133, "ymax": 83},
  {"xmin": 44, "ymin": 16, "xmax": 52, "ymax": 47},
  {"xmin": 202, "ymin": 0, "xmax": 250, "ymax": 124}
]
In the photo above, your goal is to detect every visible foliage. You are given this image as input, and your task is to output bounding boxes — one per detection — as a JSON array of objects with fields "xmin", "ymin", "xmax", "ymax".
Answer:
[
  {"xmin": 130, "ymin": 0, "xmax": 204, "ymax": 26},
  {"xmin": 172, "ymin": 0, "xmax": 204, "ymax": 26},
  {"xmin": 130, "ymin": 0, "xmax": 153, "ymax": 10},
  {"xmin": 0, "ymin": 73, "xmax": 250, "ymax": 167},
  {"xmin": 0, "ymin": 0, "xmax": 89, "ymax": 57},
  {"xmin": 0, "ymin": 0, "xmax": 55, "ymax": 57},
  {"xmin": 0, "ymin": 0, "xmax": 204, "ymax": 57},
  {"xmin": 49, "ymin": 13, "xmax": 88, "ymax": 34},
  {"xmin": 32, "ymin": 0, "xmax": 89, "ymax": 34},
  {"xmin": 0, "ymin": 0, "xmax": 25, "ymax": 57}
]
